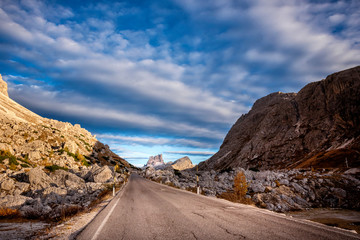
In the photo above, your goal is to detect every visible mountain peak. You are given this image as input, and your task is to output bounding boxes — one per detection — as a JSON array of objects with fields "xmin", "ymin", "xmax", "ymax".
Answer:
[
  {"xmin": 0, "ymin": 74, "xmax": 8, "ymax": 97},
  {"xmin": 146, "ymin": 154, "xmax": 165, "ymax": 167}
]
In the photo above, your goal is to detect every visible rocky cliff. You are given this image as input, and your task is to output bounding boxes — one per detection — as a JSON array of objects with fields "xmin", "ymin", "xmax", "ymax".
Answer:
[
  {"xmin": 0, "ymin": 75, "xmax": 132, "ymax": 220},
  {"xmin": 171, "ymin": 156, "xmax": 194, "ymax": 170},
  {"xmin": 199, "ymin": 66, "xmax": 360, "ymax": 171},
  {"xmin": 146, "ymin": 154, "xmax": 165, "ymax": 168}
]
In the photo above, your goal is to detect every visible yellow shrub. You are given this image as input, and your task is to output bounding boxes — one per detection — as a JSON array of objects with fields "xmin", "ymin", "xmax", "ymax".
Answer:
[
  {"xmin": 234, "ymin": 171, "xmax": 248, "ymax": 201},
  {"xmin": 218, "ymin": 171, "xmax": 252, "ymax": 204}
]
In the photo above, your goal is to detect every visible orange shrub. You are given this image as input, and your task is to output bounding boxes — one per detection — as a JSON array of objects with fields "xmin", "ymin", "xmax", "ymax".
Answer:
[{"xmin": 0, "ymin": 208, "xmax": 20, "ymax": 218}]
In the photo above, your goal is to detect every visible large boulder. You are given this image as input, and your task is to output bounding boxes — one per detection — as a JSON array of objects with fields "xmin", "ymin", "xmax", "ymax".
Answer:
[
  {"xmin": 28, "ymin": 167, "xmax": 54, "ymax": 190},
  {"xmin": 0, "ymin": 195, "xmax": 31, "ymax": 208},
  {"xmin": 171, "ymin": 156, "xmax": 194, "ymax": 170},
  {"xmin": 20, "ymin": 198, "xmax": 48, "ymax": 218},
  {"xmin": 1, "ymin": 177, "xmax": 15, "ymax": 191},
  {"xmin": 50, "ymin": 170, "xmax": 85, "ymax": 189},
  {"xmin": 145, "ymin": 166, "xmax": 155, "ymax": 178},
  {"xmin": 93, "ymin": 166, "xmax": 113, "ymax": 183}
]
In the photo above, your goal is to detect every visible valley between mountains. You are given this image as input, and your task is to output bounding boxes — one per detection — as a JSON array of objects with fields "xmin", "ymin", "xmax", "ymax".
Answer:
[{"xmin": 0, "ymin": 66, "xmax": 359, "ymax": 239}]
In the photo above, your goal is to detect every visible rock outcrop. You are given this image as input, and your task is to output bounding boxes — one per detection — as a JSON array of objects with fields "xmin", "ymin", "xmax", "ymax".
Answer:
[
  {"xmin": 146, "ymin": 154, "xmax": 165, "ymax": 168},
  {"xmin": 171, "ymin": 156, "xmax": 194, "ymax": 170},
  {"xmin": 199, "ymin": 66, "xmax": 360, "ymax": 171}
]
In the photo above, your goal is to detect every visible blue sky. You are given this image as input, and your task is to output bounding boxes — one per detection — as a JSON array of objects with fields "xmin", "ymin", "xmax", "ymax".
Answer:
[{"xmin": 0, "ymin": 0, "xmax": 359, "ymax": 167}]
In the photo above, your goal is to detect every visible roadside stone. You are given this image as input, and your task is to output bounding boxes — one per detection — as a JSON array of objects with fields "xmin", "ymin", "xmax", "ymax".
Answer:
[
  {"xmin": 250, "ymin": 182, "xmax": 265, "ymax": 193},
  {"xmin": 332, "ymin": 188, "xmax": 346, "ymax": 198},
  {"xmin": 0, "ymin": 195, "xmax": 31, "ymax": 208},
  {"xmin": 291, "ymin": 182, "xmax": 306, "ymax": 196},
  {"xmin": 1, "ymin": 177, "xmax": 15, "ymax": 191},
  {"xmin": 279, "ymin": 179, "xmax": 289, "ymax": 186},
  {"xmin": 50, "ymin": 170, "xmax": 85, "ymax": 189},
  {"xmin": 93, "ymin": 166, "xmax": 113, "ymax": 183}
]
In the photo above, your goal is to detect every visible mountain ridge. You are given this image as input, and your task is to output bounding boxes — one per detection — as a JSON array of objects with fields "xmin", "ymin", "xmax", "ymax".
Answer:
[{"xmin": 199, "ymin": 65, "xmax": 360, "ymax": 171}]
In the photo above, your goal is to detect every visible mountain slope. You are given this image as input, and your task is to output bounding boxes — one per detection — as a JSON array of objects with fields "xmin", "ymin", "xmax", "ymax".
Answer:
[
  {"xmin": 199, "ymin": 66, "xmax": 360, "ymax": 171},
  {"xmin": 0, "ymin": 74, "xmax": 131, "ymax": 170}
]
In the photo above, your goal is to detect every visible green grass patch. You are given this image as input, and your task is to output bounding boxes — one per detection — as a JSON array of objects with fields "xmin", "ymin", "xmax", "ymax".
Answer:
[
  {"xmin": 45, "ymin": 165, "xmax": 69, "ymax": 172},
  {"xmin": 81, "ymin": 159, "xmax": 91, "ymax": 167},
  {"xmin": 0, "ymin": 150, "xmax": 19, "ymax": 165},
  {"xmin": 20, "ymin": 163, "xmax": 30, "ymax": 168}
]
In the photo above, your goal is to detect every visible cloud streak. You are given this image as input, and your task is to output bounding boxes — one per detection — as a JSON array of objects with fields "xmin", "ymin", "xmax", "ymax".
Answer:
[{"xmin": 164, "ymin": 151, "xmax": 215, "ymax": 156}]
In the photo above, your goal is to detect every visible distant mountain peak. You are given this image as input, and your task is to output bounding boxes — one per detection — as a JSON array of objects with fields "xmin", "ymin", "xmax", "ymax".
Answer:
[{"xmin": 146, "ymin": 154, "xmax": 165, "ymax": 167}]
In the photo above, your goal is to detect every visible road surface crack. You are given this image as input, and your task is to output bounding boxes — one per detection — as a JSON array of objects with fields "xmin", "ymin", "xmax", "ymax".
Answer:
[
  {"xmin": 191, "ymin": 231, "xmax": 198, "ymax": 240},
  {"xmin": 192, "ymin": 212, "xmax": 205, "ymax": 219},
  {"xmin": 218, "ymin": 225, "xmax": 246, "ymax": 239}
]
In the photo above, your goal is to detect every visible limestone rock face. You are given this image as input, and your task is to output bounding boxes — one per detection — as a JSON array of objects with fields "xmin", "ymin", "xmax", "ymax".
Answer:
[
  {"xmin": 146, "ymin": 154, "xmax": 165, "ymax": 167},
  {"xmin": 199, "ymin": 66, "xmax": 360, "ymax": 171},
  {"xmin": 0, "ymin": 74, "xmax": 8, "ymax": 97},
  {"xmin": 171, "ymin": 156, "xmax": 194, "ymax": 170}
]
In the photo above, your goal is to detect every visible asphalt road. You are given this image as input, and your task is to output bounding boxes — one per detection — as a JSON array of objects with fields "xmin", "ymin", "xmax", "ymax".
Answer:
[{"xmin": 76, "ymin": 174, "xmax": 359, "ymax": 240}]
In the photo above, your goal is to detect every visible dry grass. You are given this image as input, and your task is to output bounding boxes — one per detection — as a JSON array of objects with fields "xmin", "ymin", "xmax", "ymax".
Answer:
[
  {"xmin": 217, "ymin": 190, "xmax": 253, "ymax": 205},
  {"xmin": 295, "ymin": 148, "xmax": 360, "ymax": 169},
  {"xmin": 164, "ymin": 182, "xmax": 179, "ymax": 189},
  {"xmin": 186, "ymin": 186, "xmax": 198, "ymax": 193},
  {"xmin": 59, "ymin": 205, "xmax": 83, "ymax": 222}
]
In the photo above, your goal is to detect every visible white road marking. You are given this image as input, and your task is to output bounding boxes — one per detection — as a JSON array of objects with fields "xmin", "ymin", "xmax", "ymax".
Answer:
[{"xmin": 91, "ymin": 196, "xmax": 120, "ymax": 240}]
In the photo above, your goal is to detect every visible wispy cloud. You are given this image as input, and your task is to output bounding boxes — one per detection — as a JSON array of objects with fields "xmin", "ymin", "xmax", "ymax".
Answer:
[
  {"xmin": 96, "ymin": 134, "xmax": 214, "ymax": 148},
  {"xmin": 164, "ymin": 151, "xmax": 215, "ymax": 156}
]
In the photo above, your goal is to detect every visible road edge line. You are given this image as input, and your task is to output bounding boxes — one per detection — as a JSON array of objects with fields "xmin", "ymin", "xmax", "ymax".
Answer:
[
  {"xmin": 91, "ymin": 195, "xmax": 121, "ymax": 240},
  {"xmin": 70, "ymin": 180, "xmax": 128, "ymax": 240}
]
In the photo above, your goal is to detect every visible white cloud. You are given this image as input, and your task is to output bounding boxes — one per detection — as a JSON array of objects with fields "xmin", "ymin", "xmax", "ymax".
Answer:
[
  {"xmin": 247, "ymin": 0, "xmax": 360, "ymax": 79},
  {"xmin": 328, "ymin": 14, "xmax": 345, "ymax": 25},
  {"xmin": 245, "ymin": 49, "xmax": 286, "ymax": 64}
]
